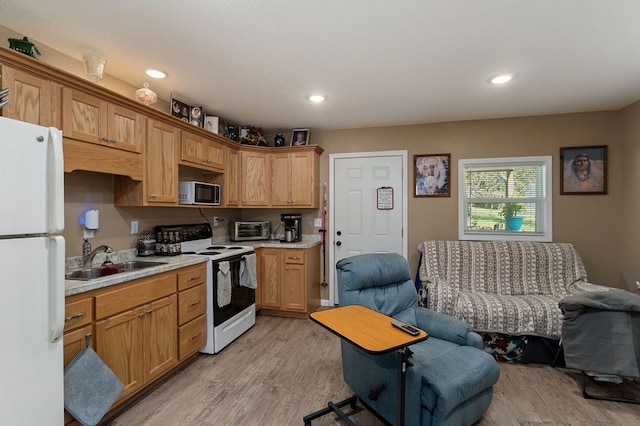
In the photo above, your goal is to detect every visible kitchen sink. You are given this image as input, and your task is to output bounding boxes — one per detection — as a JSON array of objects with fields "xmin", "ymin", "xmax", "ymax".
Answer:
[{"xmin": 65, "ymin": 260, "xmax": 167, "ymax": 281}]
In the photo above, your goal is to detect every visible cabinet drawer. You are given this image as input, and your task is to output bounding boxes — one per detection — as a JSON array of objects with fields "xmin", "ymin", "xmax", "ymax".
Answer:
[
  {"xmin": 178, "ymin": 315, "xmax": 207, "ymax": 360},
  {"xmin": 178, "ymin": 263, "xmax": 206, "ymax": 291},
  {"xmin": 64, "ymin": 297, "xmax": 93, "ymax": 332},
  {"xmin": 284, "ymin": 249, "xmax": 305, "ymax": 264},
  {"xmin": 178, "ymin": 284, "xmax": 206, "ymax": 325},
  {"xmin": 95, "ymin": 273, "xmax": 176, "ymax": 320}
]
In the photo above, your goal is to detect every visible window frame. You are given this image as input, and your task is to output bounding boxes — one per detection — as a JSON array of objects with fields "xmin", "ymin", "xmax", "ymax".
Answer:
[{"xmin": 458, "ymin": 156, "xmax": 553, "ymax": 242}]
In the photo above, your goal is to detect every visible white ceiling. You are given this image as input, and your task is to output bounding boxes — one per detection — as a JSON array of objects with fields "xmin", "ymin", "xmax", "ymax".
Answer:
[{"xmin": 2, "ymin": 0, "xmax": 640, "ymax": 132}]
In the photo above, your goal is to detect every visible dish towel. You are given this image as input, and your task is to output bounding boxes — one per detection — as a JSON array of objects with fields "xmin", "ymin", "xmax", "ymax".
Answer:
[
  {"xmin": 64, "ymin": 345, "xmax": 124, "ymax": 426},
  {"xmin": 240, "ymin": 253, "xmax": 258, "ymax": 289},
  {"xmin": 217, "ymin": 261, "xmax": 231, "ymax": 307}
]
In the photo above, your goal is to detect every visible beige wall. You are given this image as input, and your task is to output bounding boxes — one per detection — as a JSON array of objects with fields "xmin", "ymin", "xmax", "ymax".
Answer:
[{"xmin": 312, "ymin": 111, "xmax": 627, "ymax": 289}]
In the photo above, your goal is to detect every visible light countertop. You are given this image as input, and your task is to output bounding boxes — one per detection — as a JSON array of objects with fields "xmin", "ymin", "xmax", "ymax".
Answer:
[{"xmin": 65, "ymin": 255, "xmax": 208, "ymax": 296}]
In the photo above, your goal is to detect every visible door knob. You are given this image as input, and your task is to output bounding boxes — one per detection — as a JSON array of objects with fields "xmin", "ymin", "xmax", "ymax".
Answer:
[{"xmin": 336, "ymin": 241, "xmax": 342, "ymax": 246}]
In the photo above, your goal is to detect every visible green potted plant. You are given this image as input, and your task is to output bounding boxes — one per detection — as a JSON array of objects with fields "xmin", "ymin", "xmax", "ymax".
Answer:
[{"xmin": 500, "ymin": 202, "xmax": 524, "ymax": 231}]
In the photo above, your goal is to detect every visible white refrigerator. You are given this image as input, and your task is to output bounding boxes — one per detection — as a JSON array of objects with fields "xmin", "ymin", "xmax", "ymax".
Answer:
[{"xmin": 0, "ymin": 116, "xmax": 65, "ymax": 425}]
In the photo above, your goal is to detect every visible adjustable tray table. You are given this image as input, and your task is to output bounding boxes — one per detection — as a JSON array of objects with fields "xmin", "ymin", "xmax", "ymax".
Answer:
[{"xmin": 304, "ymin": 305, "xmax": 428, "ymax": 425}]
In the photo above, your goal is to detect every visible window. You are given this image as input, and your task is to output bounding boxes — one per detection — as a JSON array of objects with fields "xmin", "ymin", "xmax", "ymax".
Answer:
[{"xmin": 458, "ymin": 156, "xmax": 552, "ymax": 241}]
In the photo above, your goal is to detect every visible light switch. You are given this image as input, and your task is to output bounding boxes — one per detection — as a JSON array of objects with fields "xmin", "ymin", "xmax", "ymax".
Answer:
[
  {"xmin": 131, "ymin": 220, "xmax": 138, "ymax": 234},
  {"xmin": 314, "ymin": 218, "xmax": 322, "ymax": 227}
]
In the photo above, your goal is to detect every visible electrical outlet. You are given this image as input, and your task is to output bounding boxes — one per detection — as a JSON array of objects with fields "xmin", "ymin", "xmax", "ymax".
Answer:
[
  {"xmin": 213, "ymin": 216, "xmax": 220, "ymax": 227},
  {"xmin": 313, "ymin": 218, "xmax": 322, "ymax": 227},
  {"xmin": 131, "ymin": 220, "xmax": 138, "ymax": 234}
]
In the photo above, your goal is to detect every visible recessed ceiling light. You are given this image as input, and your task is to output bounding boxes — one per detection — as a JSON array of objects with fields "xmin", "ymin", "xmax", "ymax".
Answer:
[
  {"xmin": 490, "ymin": 74, "xmax": 513, "ymax": 85},
  {"xmin": 145, "ymin": 69, "xmax": 167, "ymax": 79},
  {"xmin": 308, "ymin": 94, "xmax": 326, "ymax": 103}
]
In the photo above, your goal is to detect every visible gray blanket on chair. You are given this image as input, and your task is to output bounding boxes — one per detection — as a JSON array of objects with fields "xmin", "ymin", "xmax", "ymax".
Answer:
[{"xmin": 559, "ymin": 289, "xmax": 640, "ymax": 378}]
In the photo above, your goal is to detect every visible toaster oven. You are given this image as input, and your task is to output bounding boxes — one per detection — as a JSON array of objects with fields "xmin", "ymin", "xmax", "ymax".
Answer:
[{"xmin": 229, "ymin": 221, "xmax": 270, "ymax": 241}]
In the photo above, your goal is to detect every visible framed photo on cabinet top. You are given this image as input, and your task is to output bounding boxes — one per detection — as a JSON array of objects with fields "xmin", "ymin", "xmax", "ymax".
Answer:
[
  {"xmin": 291, "ymin": 129, "xmax": 309, "ymax": 146},
  {"xmin": 560, "ymin": 145, "xmax": 607, "ymax": 195},
  {"xmin": 414, "ymin": 154, "xmax": 450, "ymax": 197}
]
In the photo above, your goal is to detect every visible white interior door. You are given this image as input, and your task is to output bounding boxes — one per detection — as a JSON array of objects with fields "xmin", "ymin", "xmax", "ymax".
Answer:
[{"xmin": 329, "ymin": 151, "xmax": 407, "ymax": 305}]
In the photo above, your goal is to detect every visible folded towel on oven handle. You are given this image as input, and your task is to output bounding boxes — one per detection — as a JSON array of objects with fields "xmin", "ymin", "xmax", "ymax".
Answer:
[
  {"xmin": 240, "ymin": 253, "xmax": 257, "ymax": 289},
  {"xmin": 217, "ymin": 260, "xmax": 231, "ymax": 307}
]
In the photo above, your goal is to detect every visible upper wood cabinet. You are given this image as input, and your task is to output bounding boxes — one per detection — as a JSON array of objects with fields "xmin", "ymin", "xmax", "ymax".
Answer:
[
  {"xmin": 224, "ymin": 146, "xmax": 241, "ymax": 207},
  {"xmin": 0, "ymin": 64, "xmax": 53, "ymax": 126},
  {"xmin": 180, "ymin": 130, "xmax": 225, "ymax": 172},
  {"xmin": 61, "ymin": 86, "xmax": 144, "ymax": 180},
  {"xmin": 114, "ymin": 118, "xmax": 179, "ymax": 206},
  {"xmin": 146, "ymin": 119, "xmax": 180, "ymax": 204},
  {"xmin": 271, "ymin": 149, "xmax": 320, "ymax": 207},
  {"xmin": 62, "ymin": 87, "xmax": 143, "ymax": 153},
  {"xmin": 241, "ymin": 149, "xmax": 271, "ymax": 206}
]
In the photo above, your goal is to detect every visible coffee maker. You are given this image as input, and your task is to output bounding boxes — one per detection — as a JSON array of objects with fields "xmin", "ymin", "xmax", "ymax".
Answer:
[{"xmin": 281, "ymin": 213, "xmax": 302, "ymax": 243}]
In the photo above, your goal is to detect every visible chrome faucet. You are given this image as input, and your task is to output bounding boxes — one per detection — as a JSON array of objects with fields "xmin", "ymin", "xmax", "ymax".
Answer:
[{"xmin": 83, "ymin": 245, "xmax": 114, "ymax": 269}]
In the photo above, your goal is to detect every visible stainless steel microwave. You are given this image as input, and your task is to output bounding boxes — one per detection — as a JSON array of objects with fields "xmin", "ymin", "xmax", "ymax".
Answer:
[
  {"xmin": 179, "ymin": 181, "xmax": 220, "ymax": 206},
  {"xmin": 229, "ymin": 221, "xmax": 270, "ymax": 241}
]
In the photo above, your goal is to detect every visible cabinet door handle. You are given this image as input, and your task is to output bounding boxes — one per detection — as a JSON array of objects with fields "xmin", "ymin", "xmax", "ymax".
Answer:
[
  {"xmin": 65, "ymin": 312, "xmax": 86, "ymax": 322},
  {"xmin": 188, "ymin": 276, "xmax": 201, "ymax": 282},
  {"xmin": 110, "ymin": 138, "xmax": 117, "ymax": 143},
  {"xmin": 288, "ymin": 256, "xmax": 300, "ymax": 260},
  {"xmin": 150, "ymin": 194, "xmax": 156, "ymax": 198},
  {"xmin": 188, "ymin": 300, "xmax": 202, "ymax": 308},
  {"xmin": 138, "ymin": 313, "xmax": 145, "ymax": 318},
  {"xmin": 101, "ymin": 136, "xmax": 109, "ymax": 142},
  {"xmin": 188, "ymin": 332, "xmax": 202, "ymax": 342},
  {"xmin": 146, "ymin": 309, "xmax": 153, "ymax": 315}
]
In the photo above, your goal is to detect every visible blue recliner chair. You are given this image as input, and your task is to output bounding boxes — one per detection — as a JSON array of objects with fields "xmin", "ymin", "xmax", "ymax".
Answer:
[{"xmin": 337, "ymin": 253, "xmax": 500, "ymax": 425}]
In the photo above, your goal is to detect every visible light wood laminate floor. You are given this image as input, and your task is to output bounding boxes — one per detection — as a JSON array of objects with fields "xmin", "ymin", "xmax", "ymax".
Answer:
[{"xmin": 107, "ymin": 315, "xmax": 640, "ymax": 425}]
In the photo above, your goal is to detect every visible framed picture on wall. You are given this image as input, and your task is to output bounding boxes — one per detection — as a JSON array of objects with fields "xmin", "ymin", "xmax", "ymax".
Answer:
[
  {"xmin": 291, "ymin": 129, "xmax": 310, "ymax": 146},
  {"xmin": 414, "ymin": 154, "xmax": 450, "ymax": 197},
  {"xmin": 560, "ymin": 145, "xmax": 607, "ymax": 195}
]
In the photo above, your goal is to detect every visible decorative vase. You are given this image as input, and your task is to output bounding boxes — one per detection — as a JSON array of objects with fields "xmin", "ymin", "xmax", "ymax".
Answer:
[
  {"xmin": 227, "ymin": 126, "xmax": 238, "ymax": 142},
  {"xmin": 505, "ymin": 216, "xmax": 524, "ymax": 231},
  {"xmin": 274, "ymin": 133, "xmax": 285, "ymax": 147}
]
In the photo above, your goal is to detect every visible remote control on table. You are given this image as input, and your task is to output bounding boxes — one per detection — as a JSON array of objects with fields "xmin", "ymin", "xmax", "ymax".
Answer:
[{"xmin": 391, "ymin": 319, "xmax": 420, "ymax": 336}]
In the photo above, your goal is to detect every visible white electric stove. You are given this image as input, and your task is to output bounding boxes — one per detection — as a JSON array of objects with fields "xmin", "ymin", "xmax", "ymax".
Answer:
[{"xmin": 158, "ymin": 223, "xmax": 256, "ymax": 354}]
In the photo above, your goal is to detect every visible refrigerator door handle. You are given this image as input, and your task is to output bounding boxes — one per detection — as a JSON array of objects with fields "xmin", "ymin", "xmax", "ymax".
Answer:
[
  {"xmin": 48, "ymin": 127, "xmax": 65, "ymax": 234},
  {"xmin": 48, "ymin": 236, "xmax": 65, "ymax": 343}
]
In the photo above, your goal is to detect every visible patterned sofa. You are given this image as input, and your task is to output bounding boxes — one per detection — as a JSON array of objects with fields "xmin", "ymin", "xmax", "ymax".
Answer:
[{"xmin": 417, "ymin": 240, "xmax": 611, "ymax": 340}]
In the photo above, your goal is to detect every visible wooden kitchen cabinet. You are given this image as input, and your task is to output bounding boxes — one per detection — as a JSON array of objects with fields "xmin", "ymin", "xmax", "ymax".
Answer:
[
  {"xmin": 281, "ymin": 249, "xmax": 307, "ymax": 312},
  {"xmin": 180, "ymin": 130, "xmax": 225, "ymax": 172},
  {"xmin": 61, "ymin": 86, "xmax": 144, "ymax": 180},
  {"xmin": 271, "ymin": 150, "xmax": 320, "ymax": 207},
  {"xmin": 62, "ymin": 87, "xmax": 143, "ymax": 153},
  {"xmin": 223, "ymin": 146, "xmax": 240, "ymax": 207},
  {"xmin": 114, "ymin": 118, "xmax": 180, "ymax": 206},
  {"xmin": 177, "ymin": 264, "xmax": 207, "ymax": 360},
  {"xmin": 256, "ymin": 245, "xmax": 320, "ymax": 318},
  {"xmin": 63, "ymin": 296, "xmax": 94, "ymax": 425},
  {"xmin": 258, "ymin": 247, "xmax": 282, "ymax": 309},
  {"xmin": 94, "ymin": 272, "xmax": 178, "ymax": 405},
  {"xmin": 145, "ymin": 119, "xmax": 179, "ymax": 204},
  {"xmin": 0, "ymin": 64, "xmax": 53, "ymax": 126},
  {"xmin": 240, "ymin": 149, "xmax": 271, "ymax": 206}
]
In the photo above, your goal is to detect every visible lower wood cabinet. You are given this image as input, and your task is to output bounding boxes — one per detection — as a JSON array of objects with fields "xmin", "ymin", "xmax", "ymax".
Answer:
[
  {"xmin": 256, "ymin": 245, "xmax": 320, "ymax": 318},
  {"xmin": 95, "ymin": 294, "xmax": 177, "ymax": 404},
  {"xmin": 177, "ymin": 264, "xmax": 207, "ymax": 360},
  {"xmin": 63, "ymin": 262, "xmax": 207, "ymax": 423},
  {"xmin": 63, "ymin": 295, "xmax": 94, "ymax": 425}
]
